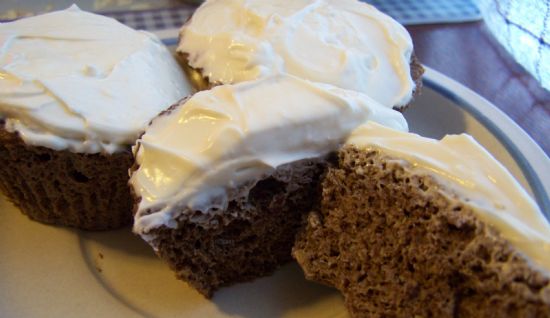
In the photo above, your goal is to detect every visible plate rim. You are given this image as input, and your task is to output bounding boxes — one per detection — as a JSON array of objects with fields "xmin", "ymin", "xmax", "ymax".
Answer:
[{"xmin": 421, "ymin": 67, "xmax": 549, "ymax": 218}]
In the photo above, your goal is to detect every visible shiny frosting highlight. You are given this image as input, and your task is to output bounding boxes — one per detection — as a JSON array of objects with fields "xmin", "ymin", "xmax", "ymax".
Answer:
[
  {"xmin": 0, "ymin": 6, "xmax": 191, "ymax": 153},
  {"xmin": 131, "ymin": 74, "xmax": 408, "ymax": 241},
  {"xmin": 178, "ymin": 0, "xmax": 415, "ymax": 107},
  {"xmin": 347, "ymin": 122, "xmax": 550, "ymax": 273}
]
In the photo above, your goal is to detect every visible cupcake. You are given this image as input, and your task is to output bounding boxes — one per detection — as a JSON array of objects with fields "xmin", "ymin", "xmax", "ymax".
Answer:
[
  {"xmin": 293, "ymin": 122, "xmax": 550, "ymax": 317},
  {"xmin": 177, "ymin": 0, "xmax": 423, "ymax": 109},
  {"xmin": 129, "ymin": 74, "xmax": 407, "ymax": 296},
  {"xmin": 0, "ymin": 6, "xmax": 191, "ymax": 230}
]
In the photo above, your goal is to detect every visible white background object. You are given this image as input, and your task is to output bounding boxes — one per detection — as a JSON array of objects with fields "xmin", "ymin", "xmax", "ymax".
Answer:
[{"xmin": 479, "ymin": 0, "xmax": 550, "ymax": 91}]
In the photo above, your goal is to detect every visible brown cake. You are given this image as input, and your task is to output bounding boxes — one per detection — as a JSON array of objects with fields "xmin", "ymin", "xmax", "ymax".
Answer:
[
  {"xmin": 0, "ymin": 122, "xmax": 133, "ymax": 230},
  {"xmin": 145, "ymin": 158, "xmax": 326, "ymax": 297},
  {"xmin": 129, "ymin": 74, "xmax": 409, "ymax": 296},
  {"xmin": 177, "ymin": 0, "xmax": 423, "ymax": 110},
  {"xmin": 0, "ymin": 7, "xmax": 190, "ymax": 230},
  {"xmin": 293, "ymin": 124, "xmax": 550, "ymax": 317}
]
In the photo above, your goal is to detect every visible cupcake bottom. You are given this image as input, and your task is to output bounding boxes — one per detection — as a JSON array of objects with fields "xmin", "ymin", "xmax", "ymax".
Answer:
[
  {"xmin": 141, "ymin": 157, "xmax": 327, "ymax": 297},
  {"xmin": 0, "ymin": 123, "xmax": 133, "ymax": 230}
]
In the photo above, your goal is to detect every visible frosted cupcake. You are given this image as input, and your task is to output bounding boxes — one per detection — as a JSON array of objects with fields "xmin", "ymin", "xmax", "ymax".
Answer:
[
  {"xmin": 294, "ymin": 122, "xmax": 550, "ymax": 317},
  {"xmin": 0, "ymin": 6, "xmax": 191, "ymax": 230},
  {"xmin": 178, "ymin": 0, "xmax": 423, "ymax": 109},
  {"xmin": 129, "ymin": 74, "xmax": 408, "ymax": 296}
]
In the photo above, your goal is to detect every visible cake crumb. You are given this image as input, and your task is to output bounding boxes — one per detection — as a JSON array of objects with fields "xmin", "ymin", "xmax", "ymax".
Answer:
[{"xmin": 95, "ymin": 252, "xmax": 104, "ymax": 273}]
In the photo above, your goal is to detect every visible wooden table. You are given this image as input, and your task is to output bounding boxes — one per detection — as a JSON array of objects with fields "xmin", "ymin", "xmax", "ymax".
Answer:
[{"xmin": 408, "ymin": 21, "xmax": 550, "ymax": 155}]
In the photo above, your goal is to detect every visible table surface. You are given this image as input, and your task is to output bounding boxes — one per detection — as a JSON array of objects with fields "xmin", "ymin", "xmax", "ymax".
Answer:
[{"xmin": 408, "ymin": 21, "xmax": 550, "ymax": 155}]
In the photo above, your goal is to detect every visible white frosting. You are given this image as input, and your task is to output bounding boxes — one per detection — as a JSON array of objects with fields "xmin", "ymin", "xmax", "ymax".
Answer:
[
  {"xmin": 0, "ymin": 5, "xmax": 191, "ymax": 154},
  {"xmin": 131, "ymin": 74, "xmax": 408, "ymax": 240},
  {"xmin": 347, "ymin": 122, "xmax": 550, "ymax": 273},
  {"xmin": 178, "ymin": 0, "xmax": 415, "ymax": 107}
]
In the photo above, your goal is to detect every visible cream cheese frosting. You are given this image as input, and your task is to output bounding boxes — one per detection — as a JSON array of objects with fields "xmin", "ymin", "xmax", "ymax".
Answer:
[
  {"xmin": 347, "ymin": 122, "xmax": 550, "ymax": 273},
  {"xmin": 0, "ymin": 5, "xmax": 191, "ymax": 154},
  {"xmin": 131, "ymin": 74, "xmax": 408, "ymax": 241},
  {"xmin": 178, "ymin": 0, "xmax": 415, "ymax": 107}
]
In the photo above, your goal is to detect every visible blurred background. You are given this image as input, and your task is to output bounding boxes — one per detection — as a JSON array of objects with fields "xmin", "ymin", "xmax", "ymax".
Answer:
[{"xmin": 0, "ymin": 0, "xmax": 190, "ymax": 17}]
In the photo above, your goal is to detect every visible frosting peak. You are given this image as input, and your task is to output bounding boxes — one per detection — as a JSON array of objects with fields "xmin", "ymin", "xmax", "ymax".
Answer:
[
  {"xmin": 0, "ymin": 6, "xmax": 191, "ymax": 153},
  {"xmin": 178, "ymin": 0, "xmax": 415, "ymax": 107}
]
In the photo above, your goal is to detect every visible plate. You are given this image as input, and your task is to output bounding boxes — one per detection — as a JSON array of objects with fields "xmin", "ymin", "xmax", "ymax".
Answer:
[{"xmin": 1, "ymin": 35, "xmax": 549, "ymax": 317}]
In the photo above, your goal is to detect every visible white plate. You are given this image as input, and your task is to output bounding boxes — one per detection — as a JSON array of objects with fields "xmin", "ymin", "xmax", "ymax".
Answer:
[{"xmin": 1, "ymin": 37, "xmax": 549, "ymax": 317}]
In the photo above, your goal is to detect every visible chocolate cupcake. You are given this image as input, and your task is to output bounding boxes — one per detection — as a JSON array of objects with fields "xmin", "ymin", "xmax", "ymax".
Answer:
[
  {"xmin": 0, "ymin": 6, "xmax": 191, "ymax": 230},
  {"xmin": 293, "ymin": 122, "xmax": 550, "ymax": 317},
  {"xmin": 129, "ymin": 74, "xmax": 408, "ymax": 296},
  {"xmin": 177, "ymin": 0, "xmax": 423, "ymax": 110}
]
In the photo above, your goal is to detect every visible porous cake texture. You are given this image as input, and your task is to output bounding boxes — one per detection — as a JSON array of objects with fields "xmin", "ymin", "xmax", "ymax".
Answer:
[
  {"xmin": 408, "ymin": 55, "xmax": 424, "ymax": 109},
  {"xmin": 293, "ymin": 146, "xmax": 550, "ymax": 317},
  {"xmin": 0, "ymin": 122, "xmax": 133, "ymax": 230},
  {"xmin": 140, "ymin": 158, "xmax": 327, "ymax": 297}
]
